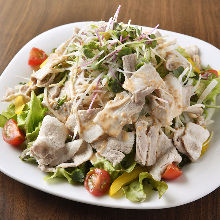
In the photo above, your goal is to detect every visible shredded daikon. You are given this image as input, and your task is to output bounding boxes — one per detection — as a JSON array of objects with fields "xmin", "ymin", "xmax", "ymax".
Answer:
[{"xmin": 197, "ymin": 79, "xmax": 218, "ymax": 104}]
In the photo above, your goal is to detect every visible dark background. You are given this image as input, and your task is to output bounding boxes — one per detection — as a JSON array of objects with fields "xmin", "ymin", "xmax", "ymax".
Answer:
[{"xmin": 0, "ymin": 0, "xmax": 220, "ymax": 219}]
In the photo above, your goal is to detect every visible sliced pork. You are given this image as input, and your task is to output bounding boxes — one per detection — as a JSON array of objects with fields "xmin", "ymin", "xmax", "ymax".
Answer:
[
  {"xmin": 30, "ymin": 115, "xmax": 68, "ymax": 166},
  {"xmin": 94, "ymin": 92, "xmax": 145, "ymax": 137},
  {"xmin": 173, "ymin": 122, "xmax": 210, "ymax": 161},
  {"xmin": 65, "ymin": 108, "xmax": 104, "ymax": 143},
  {"xmin": 135, "ymin": 117, "xmax": 160, "ymax": 166},
  {"xmin": 150, "ymin": 147, "xmax": 182, "ymax": 181},
  {"xmin": 182, "ymin": 122, "xmax": 209, "ymax": 161},
  {"xmin": 122, "ymin": 53, "xmax": 137, "ymax": 73},
  {"xmin": 92, "ymin": 131, "xmax": 135, "ymax": 166},
  {"xmin": 123, "ymin": 63, "xmax": 165, "ymax": 94}
]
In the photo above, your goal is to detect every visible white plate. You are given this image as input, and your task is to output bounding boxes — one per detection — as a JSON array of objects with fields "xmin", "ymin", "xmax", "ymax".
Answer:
[{"xmin": 0, "ymin": 22, "xmax": 220, "ymax": 209}]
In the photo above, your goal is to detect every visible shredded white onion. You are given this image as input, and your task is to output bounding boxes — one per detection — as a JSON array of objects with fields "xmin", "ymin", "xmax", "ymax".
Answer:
[
  {"xmin": 43, "ymin": 88, "xmax": 65, "ymax": 122},
  {"xmin": 178, "ymin": 67, "xmax": 189, "ymax": 83},
  {"xmin": 197, "ymin": 79, "xmax": 218, "ymax": 104}
]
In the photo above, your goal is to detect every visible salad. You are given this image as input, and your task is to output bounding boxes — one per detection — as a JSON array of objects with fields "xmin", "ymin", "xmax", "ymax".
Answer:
[{"xmin": 0, "ymin": 5, "xmax": 220, "ymax": 203}]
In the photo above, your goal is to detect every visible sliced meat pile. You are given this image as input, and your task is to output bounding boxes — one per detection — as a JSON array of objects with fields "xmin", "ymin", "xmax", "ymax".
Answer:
[
  {"xmin": 30, "ymin": 115, "xmax": 92, "ymax": 171},
  {"xmin": 92, "ymin": 131, "xmax": 135, "ymax": 166},
  {"xmin": 93, "ymin": 91, "xmax": 145, "ymax": 137},
  {"xmin": 173, "ymin": 122, "xmax": 210, "ymax": 161}
]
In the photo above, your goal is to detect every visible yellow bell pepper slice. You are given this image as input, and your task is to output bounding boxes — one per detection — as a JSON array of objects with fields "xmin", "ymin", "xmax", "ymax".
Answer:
[
  {"xmin": 200, "ymin": 131, "xmax": 213, "ymax": 157},
  {"xmin": 14, "ymin": 96, "xmax": 25, "ymax": 115},
  {"xmin": 109, "ymin": 166, "xmax": 147, "ymax": 196},
  {"xmin": 218, "ymin": 71, "xmax": 220, "ymax": 76},
  {"xmin": 187, "ymin": 58, "xmax": 200, "ymax": 73},
  {"xmin": 40, "ymin": 58, "xmax": 48, "ymax": 68}
]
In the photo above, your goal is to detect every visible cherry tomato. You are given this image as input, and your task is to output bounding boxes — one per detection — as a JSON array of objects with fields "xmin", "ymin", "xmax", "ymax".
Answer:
[
  {"xmin": 162, "ymin": 163, "xmax": 182, "ymax": 180},
  {"xmin": 84, "ymin": 168, "xmax": 111, "ymax": 196},
  {"xmin": 28, "ymin": 47, "xmax": 48, "ymax": 66},
  {"xmin": 2, "ymin": 119, "xmax": 25, "ymax": 146},
  {"xmin": 207, "ymin": 69, "xmax": 218, "ymax": 78}
]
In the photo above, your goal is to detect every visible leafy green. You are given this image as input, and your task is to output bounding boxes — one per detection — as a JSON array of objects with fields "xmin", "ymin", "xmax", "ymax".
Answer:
[
  {"xmin": 176, "ymin": 47, "xmax": 190, "ymax": 58},
  {"xmin": 25, "ymin": 92, "xmax": 47, "ymax": 135},
  {"xmin": 83, "ymin": 42, "xmax": 100, "ymax": 59},
  {"xmin": 91, "ymin": 150, "xmax": 136, "ymax": 182},
  {"xmin": 20, "ymin": 154, "xmax": 37, "ymax": 164},
  {"xmin": 195, "ymin": 78, "xmax": 220, "ymax": 104},
  {"xmin": 118, "ymin": 47, "xmax": 133, "ymax": 58},
  {"xmin": 107, "ymin": 78, "xmax": 123, "ymax": 93},
  {"xmin": 83, "ymin": 48, "xmax": 95, "ymax": 58},
  {"xmin": 155, "ymin": 55, "xmax": 161, "ymax": 65},
  {"xmin": 45, "ymin": 162, "xmax": 92, "ymax": 184},
  {"xmin": 156, "ymin": 64, "xmax": 169, "ymax": 78},
  {"xmin": 123, "ymin": 172, "xmax": 168, "ymax": 202},
  {"xmin": 0, "ymin": 115, "xmax": 7, "ymax": 128},
  {"xmin": 173, "ymin": 66, "xmax": 184, "ymax": 78},
  {"xmin": 146, "ymin": 34, "xmax": 157, "ymax": 49},
  {"xmin": 55, "ymin": 95, "xmax": 67, "ymax": 110},
  {"xmin": 107, "ymin": 72, "xmax": 125, "ymax": 93}
]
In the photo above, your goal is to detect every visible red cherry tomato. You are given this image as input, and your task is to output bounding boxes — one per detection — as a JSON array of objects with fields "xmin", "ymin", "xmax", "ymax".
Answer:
[
  {"xmin": 84, "ymin": 168, "xmax": 111, "ymax": 196},
  {"xmin": 2, "ymin": 119, "xmax": 25, "ymax": 146},
  {"xmin": 162, "ymin": 163, "xmax": 182, "ymax": 180},
  {"xmin": 207, "ymin": 69, "xmax": 218, "ymax": 78},
  {"xmin": 28, "ymin": 47, "xmax": 48, "ymax": 66}
]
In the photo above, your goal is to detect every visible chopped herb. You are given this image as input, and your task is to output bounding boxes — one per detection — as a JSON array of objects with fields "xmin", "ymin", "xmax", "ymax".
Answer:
[
  {"xmin": 55, "ymin": 95, "xmax": 67, "ymax": 110},
  {"xmin": 136, "ymin": 63, "xmax": 144, "ymax": 70},
  {"xmin": 118, "ymin": 47, "xmax": 133, "ymax": 58},
  {"xmin": 83, "ymin": 48, "xmax": 95, "ymax": 58}
]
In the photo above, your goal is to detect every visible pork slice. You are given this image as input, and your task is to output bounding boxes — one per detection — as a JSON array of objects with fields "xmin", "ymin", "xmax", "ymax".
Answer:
[
  {"xmin": 146, "ymin": 124, "xmax": 160, "ymax": 166},
  {"xmin": 185, "ymin": 104, "xmax": 204, "ymax": 115},
  {"xmin": 135, "ymin": 117, "xmax": 160, "ymax": 166},
  {"xmin": 100, "ymin": 150, "xmax": 125, "ymax": 166},
  {"xmin": 173, "ymin": 127, "xmax": 187, "ymax": 154},
  {"xmin": 123, "ymin": 63, "xmax": 165, "ymax": 94},
  {"xmin": 94, "ymin": 92, "xmax": 144, "ymax": 137},
  {"xmin": 182, "ymin": 122, "xmax": 209, "ymax": 161},
  {"xmin": 49, "ymin": 139, "xmax": 83, "ymax": 166},
  {"xmin": 92, "ymin": 131, "xmax": 135, "ymax": 166},
  {"xmin": 164, "ymin": 73, "xmax": 192, "ymax": 117},
  {"xmin": 184, "ymin": 45, "xmax": 199, "ymax": 57},
  {"xmin": 48, "ymin": 86, "xmax": 61, "ymax": 99},
  {"xmin": 149, "ymin": 89, "xmax": 174, "ymax": 126},
  {"xmin": 122, "ymin": 53, "xmax": 137, "ymax": 73},
  {"xmin": 65, "ymin": 108, "xmax": 104, "ymax": 143},
  {"xmin": 57, "ymin": 142, "xmax": 93, "ymax": 168},
  {"xmin": 150, "ymin": 147, "xmax": 182, "ymax": 181},
  {"xmin": 135, "ymin": 117, "xmax": 149, "ymax": 165},
  {"xmin": 156, "ymin": 130, "xmax": 174, "ymax": 159},
  {"xmin": 165, "ymin": 52, "xmax": 188, "ymax": 71},
  {"xmin": 30, "ymin": 115, "xmax": 68, "ymax": 166},
  {"xmin": 31, "ymin": 53, "xmax": 67, "ymax": 87}
]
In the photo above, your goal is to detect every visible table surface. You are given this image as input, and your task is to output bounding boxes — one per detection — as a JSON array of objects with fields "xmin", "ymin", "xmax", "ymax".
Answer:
[{"xmin": 0, "ymin": 0, "xmax": 220, "ymax": 219}]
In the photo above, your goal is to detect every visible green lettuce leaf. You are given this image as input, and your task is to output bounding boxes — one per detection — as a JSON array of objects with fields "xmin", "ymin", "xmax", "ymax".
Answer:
[
  {"xmin": 195, "ymin": 78, "xmax": 220, "ymax": 104},
  {"xmin": 0, "ymin": 115, "xmax": 7, "ymax": 128},
  {"xmin": 123, "ymin": 172, "xmax": 168, "ymax": 202},
  {"xmin": 0, "ymin": 104, "xmax": 17, "ymax": 127},
  {"xmin": 45, "ymin": 162, "xmax": 92, "ymax": 184},
  {"xmin": 91, "ymin": 150, "xmax": 136, "ymax": 181},
  {"xmin": 25, "ymin": 91, "xmax": 47, "ymax": 134}
]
